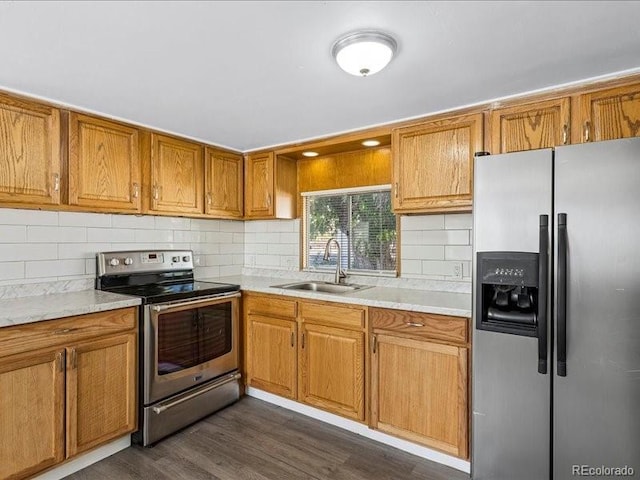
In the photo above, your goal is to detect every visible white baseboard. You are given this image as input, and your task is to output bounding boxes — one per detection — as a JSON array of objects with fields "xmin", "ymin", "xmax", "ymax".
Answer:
[
  {"xmin": 33, "ymin": 435, "xmax": 131, "ymax": 480},
  {"xmin": 246, "ymin": 387, "xmax": 471, "ymax": 474}
]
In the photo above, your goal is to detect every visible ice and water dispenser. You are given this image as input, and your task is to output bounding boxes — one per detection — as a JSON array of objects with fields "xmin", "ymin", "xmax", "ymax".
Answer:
[{"xmin": 476, "ymin": 252, "xmax": 540, "ymax": 337}]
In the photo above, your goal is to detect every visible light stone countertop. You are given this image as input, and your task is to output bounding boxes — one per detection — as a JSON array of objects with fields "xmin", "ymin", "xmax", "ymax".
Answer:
[
  {"xmin": 212, "ymin": 275, "xmax": 472, "ymax": 318},
  {"xmin": 0, "ymin": 290, "xmax": 141, "ymax": 328}
]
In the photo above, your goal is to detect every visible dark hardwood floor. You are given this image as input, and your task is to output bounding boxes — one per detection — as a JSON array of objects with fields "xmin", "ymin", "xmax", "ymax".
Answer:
[{"xmin": 65, "ymin": 397, "xmax": 469, "ymax": 480}]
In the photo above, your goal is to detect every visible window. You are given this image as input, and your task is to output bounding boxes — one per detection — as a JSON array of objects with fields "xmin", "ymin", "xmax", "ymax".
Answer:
[{"xmin": 303, "ymin": 186, "xmax": 397, "ymax": 275}]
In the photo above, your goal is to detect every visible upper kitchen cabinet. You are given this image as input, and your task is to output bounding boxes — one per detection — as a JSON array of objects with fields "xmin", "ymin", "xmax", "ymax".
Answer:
[
  {"xmin": 392, "ymin": 113, "xmax": 483, "ymax": 214},
  {"xmin": 148, "ymin": 133, "xmax": 204, "ymax": 215},
  {"xmin": 244, "ymin": 152, "xmax": 296, "ymax": 219},
  {"xmin": 68, "ymin": 113, "xmax": 141, "ymax": 212},
  {"xmin": 204, "ymin": 147, "xmax": 243, "ymax": 218},
  {"xmin": 489, "ymin": 97, "xmax": 571, "ymax": 153},
  {"xmin": 0, "ymin": 93, "xmax": 61, "ymax": 207},
  {"xmin": 577, "ymin": 81, "xmax": 640, "ymax": 142}
]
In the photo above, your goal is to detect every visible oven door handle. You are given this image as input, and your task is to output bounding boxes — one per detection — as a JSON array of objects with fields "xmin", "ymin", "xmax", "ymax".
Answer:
[
  {"xmin": 150, "ymin": 292, "xmax": 241, "ymax": 312},
  {"xmin": 152, "ymin": 372, "xmax": 241, "ymax": 414}
]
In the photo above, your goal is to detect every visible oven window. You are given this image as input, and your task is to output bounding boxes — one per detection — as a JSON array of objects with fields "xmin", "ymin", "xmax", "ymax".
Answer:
[{"xmin": 157, "ymin": 302, "xmax": 233, "ymax": 376}]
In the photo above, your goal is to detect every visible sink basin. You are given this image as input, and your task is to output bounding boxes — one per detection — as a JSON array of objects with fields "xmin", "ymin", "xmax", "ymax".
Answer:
[{"xmin": 271, "ymin": 281, "xmax": 371, "ymax": 294}]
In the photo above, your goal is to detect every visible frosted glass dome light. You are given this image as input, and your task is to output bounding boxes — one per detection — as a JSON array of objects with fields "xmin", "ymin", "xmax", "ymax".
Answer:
[{"xmin": 332, "ymin": 31, "xmax": 397, "ymax": 77}]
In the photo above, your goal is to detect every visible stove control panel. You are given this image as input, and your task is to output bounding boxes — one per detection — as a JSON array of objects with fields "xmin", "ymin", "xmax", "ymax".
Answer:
[{"xmin": 97, "ymin": 250, "xmax": 195, "ymax": 276}]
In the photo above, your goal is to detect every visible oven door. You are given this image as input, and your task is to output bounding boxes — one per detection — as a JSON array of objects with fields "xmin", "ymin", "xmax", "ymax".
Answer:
[{"xmin": 144, "ymin": 293, "xmax": 240, "ymax": 405}]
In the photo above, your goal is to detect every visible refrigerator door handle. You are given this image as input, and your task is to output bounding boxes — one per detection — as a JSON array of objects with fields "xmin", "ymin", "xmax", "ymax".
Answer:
[
  {"xmin": 557, "ymin": 213, "xmax": 568, "ymax": 377},
  {"xmin": 537, "ymin": 214, "xmax": 549, "ymax": 374}
]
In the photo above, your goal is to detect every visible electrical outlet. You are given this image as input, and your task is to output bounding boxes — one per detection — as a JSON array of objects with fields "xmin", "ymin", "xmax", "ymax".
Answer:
[{"xmin": 452, "ymin": 262, "xmax": 463, "ymax": 279}]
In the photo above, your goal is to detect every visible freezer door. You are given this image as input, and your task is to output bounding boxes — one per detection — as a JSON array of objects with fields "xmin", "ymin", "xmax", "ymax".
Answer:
[
  {"xmin": 473, "ymin": 149, "xmax": 552, "ymax": 480},
  {"xmin": 554, "ymin": 138, "xmax": 640, "ymax": 479}
]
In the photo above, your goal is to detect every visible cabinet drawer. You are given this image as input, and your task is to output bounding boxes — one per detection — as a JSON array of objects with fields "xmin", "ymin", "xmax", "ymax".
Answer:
[
  {"xmin": 370, "ymin": 307, "xmax": 468, "ymax": 344},
  {"xmin": 244, "ymin": 294, "xmax": 297, "ymax": 319},
  {"xmin": 300, "ymin": 301, "xmax": 365, "ymax": 330},
  {"xmin": 0, "ymin": 307, "xmax": 137, "ymax": 358}
]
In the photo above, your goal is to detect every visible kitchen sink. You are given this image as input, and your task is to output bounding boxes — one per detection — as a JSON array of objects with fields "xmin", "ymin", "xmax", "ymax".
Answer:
[{"xmin": 271, "ymin": 281, "xmax": 371, "ymax": 294}]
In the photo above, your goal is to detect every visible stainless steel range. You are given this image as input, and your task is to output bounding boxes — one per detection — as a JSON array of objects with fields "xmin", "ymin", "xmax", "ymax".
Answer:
[{"xmin": 96, "ymin": 250, "xmax": 241, "ymax": 446}]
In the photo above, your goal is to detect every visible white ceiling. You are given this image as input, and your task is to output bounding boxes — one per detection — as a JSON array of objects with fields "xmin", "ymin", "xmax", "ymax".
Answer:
[{"xmin": 1, "ymin": 1, "xmax": 639, "ymax": 152}]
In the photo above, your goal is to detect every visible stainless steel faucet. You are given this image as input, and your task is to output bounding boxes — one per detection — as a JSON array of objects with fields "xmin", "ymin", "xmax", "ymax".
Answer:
[{"xmin": 323, "ymin": 238, "xmax": 347, "ymax": 284}]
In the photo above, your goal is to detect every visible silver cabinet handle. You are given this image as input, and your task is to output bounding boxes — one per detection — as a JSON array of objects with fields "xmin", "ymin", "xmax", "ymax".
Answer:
[
  {"xmin": 53, "ymin": 173, "xmax": 60, "ymax": 192},
  {"xmin": 56, "ymin": 351, "xmax": 64, "ymax": 373},
  {"xmin": 267, "ymin": 193, "xmax": 272, "ymax": 207},
  {"xmin": 207, "ymin": 192, "xmax": 212, "ymax": 205},
  {"xmin": 70, "ymin": 348, "xmax": 77, "ymax": 370},
  {"xmin": 291, "ymin": 331, "xmax": 295, "ymax": 347},
  {"xmin": 54, "ymin": 328, "xmax": 76, "ymax": 335},
  {"xmin": 132, "ymin": 183, "xmax": 139, "ymax": 199},
  {"xmin": 301, "ymin": 332, "xmax": 305, "ymax": 349},
  {"xmin": 405, "ymin": 321, "xmax": 425, "ymax": 327},
  {"xmin": 562, "ymin": 124, "xmax": 568, "ymax": 145},
  {"xmin": 152, "ymin": 372, "xmax": 241, "ymax": 414},
  {"xmin": 372, "ymin": 335, "xmax": 377, "ymax": 354},
  {"xmin": 584, "ymin": 121, "xmax": 591, "ymax": 142},
  {"xmin": 152, "ymin": 184, "xmax": 159, "ymax": 200},
  {"xmin": 394, "ymin": 182, "xmax": 399, "ymax": 198}
]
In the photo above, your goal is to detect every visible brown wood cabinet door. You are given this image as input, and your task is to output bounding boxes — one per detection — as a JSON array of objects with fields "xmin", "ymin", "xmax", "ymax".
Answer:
[
  {"xmin": 299, "ymin": 323, "xmax": 365, "ymax": 421},
  {"xmin": 150, "ymin": 133, "xmax": 203, "ymax": 214},
  {"xmin": 579, "ymin": 82, "xmax": 640, "ymax": 142},
  {"xmin": 0, "ymin": 93, "xmax": 61, "ymax": 206},
  {"xmin": 0, "ymin": 349, "xmax": 65, "ymax": 480},
  {"xmin": 205, "ymin": 148, "xmax": 243, "ymax": 218},
  {"xmin": 68, "ymin": 113, "xmax": 141, "ymax": 212},
  {"xmin": 247, "ymin": 314, "xmax": 297, "ymax": 399},
  {"xmin": 245, "ymin": 152, "xmax": 275, "ymax": 218},
  {"xmin": 371, "ymin": 334, "xmax": 468, "ymax": 459},
  {"xmin": 66, "ymin": 333, "xmax": 137, "ymax": 457},
  {"xmin": 392, "ymin": 113, "xmax": 482, "ymax": 213},
  {"xmin": 489, "ymin": 98, "xmax": 571, "ymax": 153}
]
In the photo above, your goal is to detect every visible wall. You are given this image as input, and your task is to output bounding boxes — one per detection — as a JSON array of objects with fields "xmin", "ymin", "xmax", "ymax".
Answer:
[
  {"xmin": 242, "ymin": 214, "xmax": 473, "ymax": 290},
  {"xmin": 0, "ymin": 208, "xmax": 244, "ymax": 288}
]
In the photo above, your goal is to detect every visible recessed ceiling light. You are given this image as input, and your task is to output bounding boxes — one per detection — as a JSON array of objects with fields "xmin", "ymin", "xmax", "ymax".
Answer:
[
  {"xmin": 362, "ymin": 140, "xmax": 381, "ymax": 147},
  {"xmin": 302, "ymin": 151, "xmax": 319, "ymax": 157},
  {"xmin": 332, "ymin": 30, "xmax": 397, "ymax": 77}
]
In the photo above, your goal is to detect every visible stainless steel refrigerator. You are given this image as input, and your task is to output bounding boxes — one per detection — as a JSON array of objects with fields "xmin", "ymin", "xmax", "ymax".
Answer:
[{"xmin": 472, "ymin": 137, "xmax": 640, "ymax": 480}]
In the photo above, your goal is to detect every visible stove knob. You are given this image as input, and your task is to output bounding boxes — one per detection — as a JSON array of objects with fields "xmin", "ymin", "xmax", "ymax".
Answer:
[
  {"xmin": 109, "ymin": 258, "xmax": 120, "ymax": 267},
  {"xmin": 182, "ymin": 255, "xmax": 190, "ymax": 262},
  {"xmin": 172, "ymin": 256, "xmax": 180, "ymax": 263},
  {"xmin": 124, "ymin": 257, "xmax": 134, "ymax": 266}
]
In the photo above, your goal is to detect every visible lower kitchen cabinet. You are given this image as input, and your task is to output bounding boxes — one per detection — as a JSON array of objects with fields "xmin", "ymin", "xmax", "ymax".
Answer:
[
  {"xmin": 370, "ymin": 307, "xmax": 470, "ymax": 459},
  {"xmin": 371, "ymin": 334, "xmax": 468, "ymax": 458},
  {"xmin": 0, "ymin": 307, "xmax": 137, "ymax": 480},
  {"xmin": 66, "ymin": 332, "xmax": 137, "ymax": 457},
  {"xmin": 246, "ymin": 313, "xmax": 297, "ymax": 399},
  {"xmin": 0, "ymin": 349, "xmax": 65, "ymax": 480},
  {"xmin": 299, "ymin": 322, "xmax": 365, "ymax": 421},
  {"xmin": 243, "ymin": 294, "xmax": 471, "ymax": 459}
]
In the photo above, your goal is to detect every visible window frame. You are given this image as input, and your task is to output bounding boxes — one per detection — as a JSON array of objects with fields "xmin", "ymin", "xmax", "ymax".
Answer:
[{"xmin": 301, "ymin": 184, "xmax": 398, "ymax": 277}]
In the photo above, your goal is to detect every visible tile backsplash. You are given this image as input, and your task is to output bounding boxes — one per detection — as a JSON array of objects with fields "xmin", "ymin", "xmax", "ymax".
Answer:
[
  {"xmin": 0, "ymin": 208, "xmax": 244, "ymax": 287},
  {"xmin": 242, "ymin": 213, "xmax": 473, "ymax": 290},
  {"xmin": 0, "ymin": 208, "xmax": 472, "ymax": 294},
  {"xmin": 400, "ymin": 214, "xmax": 472, "ymax": 282}
]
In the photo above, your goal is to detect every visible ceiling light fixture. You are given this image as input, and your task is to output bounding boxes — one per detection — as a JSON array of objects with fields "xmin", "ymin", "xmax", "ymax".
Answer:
[
  {"xmin": 362, "ymin": 140, "xmax": 381, "ymax": 147},
  {"xmin": 332, "ymin": 30, "xmax": 397, "ymax": 77},
  {"xmin": 302, "ymin": 151, "xmax": 319, "ymax": 157}
]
